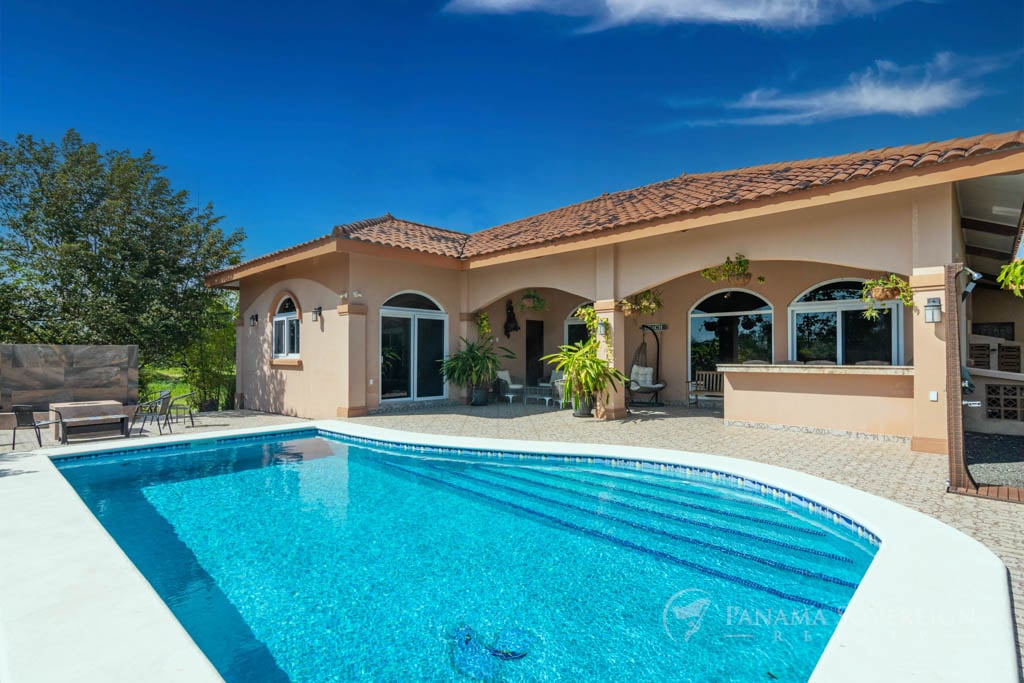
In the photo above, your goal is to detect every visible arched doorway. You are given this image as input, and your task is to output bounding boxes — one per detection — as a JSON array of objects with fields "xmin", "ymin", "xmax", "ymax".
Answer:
[
  {"xmin": 380, "ymin": 292, "xmax": 448, "ymax": 401},
  {"xmin": 689, "ymin": 290, "xmax": 773, "ymax": 377}
]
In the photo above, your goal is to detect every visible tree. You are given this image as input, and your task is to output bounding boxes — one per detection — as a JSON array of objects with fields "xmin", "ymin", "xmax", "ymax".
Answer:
[
  {"xmin": 0, "ymin": 130, "xmax": 244, "ymax": 368},
  {"xmin": 181, "ymin": 293, "xmax": 238, "ymax": 410},
  {"xmin": 998, "ymin": 260, "xmax": 1023, "ymax": 298}
]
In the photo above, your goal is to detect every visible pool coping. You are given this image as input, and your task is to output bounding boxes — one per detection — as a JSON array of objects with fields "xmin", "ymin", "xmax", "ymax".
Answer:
[{"xmin": 1, "ymin": 420, "xmax": 1017, "ymax": 682}]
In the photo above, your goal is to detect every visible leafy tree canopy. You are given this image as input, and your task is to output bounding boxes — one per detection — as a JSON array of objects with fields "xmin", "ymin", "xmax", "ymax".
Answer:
[{"xmin": 0, "ymin": 130, "xmax": 244, "ymax": 365}]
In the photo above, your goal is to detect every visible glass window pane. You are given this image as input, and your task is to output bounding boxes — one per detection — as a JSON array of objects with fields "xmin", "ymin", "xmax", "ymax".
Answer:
[
  {"xmin": 842, "ymin": 310, "xmax": 892, "ymax": 365},
  {"xmin": 690, "ymin": 314, "xmax": 772, "ymax": 372},
  {"xmin": 566, "ymin": 322, "xmax": 589, "ymax": 346},
  {"xmin": 693, "ymin": 291, "xmax": 770, "ymax": 314},
  {"xmin": 273, "ymin": 320, "xmax": 285, "ymax": 356},
  {"xmin": 736, "ymin": 315, "xmax": 772, "ymax": 363},
  {"xmin": 795, "ymin": 312, "xmax": 837, "ymax": 362},
  {"xmin": 416, "ymin": 318, "xmax": 446, "ymax": 398},
  {"xmin": 381, "ymin": 317, "xmax": 411, "ymax": 400},
  {"xmin": 383, "ymin": 293, "xmax": 441, "ymax": 310},
  {"xmin": 277, "ymin": 297, "xmax": 296, "ymax": 314},
  {"xmin": 798, "ymin": 281, "xmax": 863, "ymax": 302},
  {"xmin": 288, "ymin": 319, "xmax": 300, "ymax": 355}
]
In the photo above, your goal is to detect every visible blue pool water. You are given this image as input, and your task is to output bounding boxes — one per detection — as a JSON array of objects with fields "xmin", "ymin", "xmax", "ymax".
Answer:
[{"xmin": 55, "ymin": 430, "xmax": 877, "ymax": 682}]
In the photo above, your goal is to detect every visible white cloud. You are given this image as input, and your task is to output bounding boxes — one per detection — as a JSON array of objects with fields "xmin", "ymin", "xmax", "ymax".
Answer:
[
  {"xmin": 445, "ymin": 0, "xmax": 904, "ymax": 29},
  {"xmin": 675, "ymin": 52, "xmax": 1020, "ymax": 127}
]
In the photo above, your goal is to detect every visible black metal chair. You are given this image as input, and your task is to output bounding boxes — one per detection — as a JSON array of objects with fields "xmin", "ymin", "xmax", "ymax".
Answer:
[
  {"xmin": 169, "ymin": 392, "xmax": 196, "ymax": 427},
  {"xmin": 11, "ymin": 404, "xmax": 61, "ymax": 449},
  {"xmin": 129, "ymin": 390, "xmax": 172, "ymax": 436}
]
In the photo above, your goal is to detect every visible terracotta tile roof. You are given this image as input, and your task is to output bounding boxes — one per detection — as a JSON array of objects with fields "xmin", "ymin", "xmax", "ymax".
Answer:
[
  {"xmin": 210, "ymin": 130, "xmax": 1024, "ymax": 283},
  {"xmin": 463, "ymin": 130, "xmax": 1024, "ymax": 257},
  {"xmin": 333, "ymin": 214, "xmax": 469, "ymax": 258}
]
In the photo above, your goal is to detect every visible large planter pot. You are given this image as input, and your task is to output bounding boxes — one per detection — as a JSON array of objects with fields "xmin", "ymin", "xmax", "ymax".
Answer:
[
  {"xmin": 572, "ymin": 395, "xmax": 594, "ymax": 418},
  {"xmin": 470, "ymin": 387, "xmax": 489, "ymax": 406}
]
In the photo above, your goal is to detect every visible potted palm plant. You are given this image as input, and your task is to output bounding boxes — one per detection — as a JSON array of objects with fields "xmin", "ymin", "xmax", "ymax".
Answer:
[
  {"xmin": 441, "ymin": 338, "xmax": 514, "ymax": 406},
  {"xmin": 541, "ymin": 337, "xmax": 628, "ymax": 417}
]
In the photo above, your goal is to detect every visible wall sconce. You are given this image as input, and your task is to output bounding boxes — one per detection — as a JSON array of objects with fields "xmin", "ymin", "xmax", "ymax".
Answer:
[
  {"xmin": 596, "ymin": 319, "xmax": 608, "ymax": 337},
  {"xmin": 249, "ymin": 314, "xmax": 259, "ymax": 327},
  {"xmin": 924, "ymin": 297, "xmax": 942, "ymax": 324},
  {"xmin": 311, "ymin": 306, "xmax": 323, "ymax": 322}
]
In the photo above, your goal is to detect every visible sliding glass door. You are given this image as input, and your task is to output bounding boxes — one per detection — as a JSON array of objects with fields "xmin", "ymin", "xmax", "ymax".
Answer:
[{"xmin": 381, "ymin": 293, "xmax": 447, "ymax": 401}]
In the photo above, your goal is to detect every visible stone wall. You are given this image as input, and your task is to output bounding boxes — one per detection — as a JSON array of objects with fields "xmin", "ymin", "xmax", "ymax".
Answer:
[{"xmin": 0, "ymin": 345, "xmax": 138, "ymax": 410}]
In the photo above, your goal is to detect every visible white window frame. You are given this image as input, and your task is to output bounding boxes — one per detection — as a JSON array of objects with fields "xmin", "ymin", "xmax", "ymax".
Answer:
[
  {"xmin": 380, "ymin": 291, "xmax": 448, "ymax": 402},
  {"xmin": 273, "ymin": 298, "xmax": 300, "ymax": 358},
  {"xmin": 687, "ymin": 288, "xmax": 774, "ymax": 380},
  {"xmin": 564, "ymin": 315, "xmax": 588, "ymax": 345},
  {"xmin": 787, "ymin": 279, "xmax": 904, "ymax": 365}
]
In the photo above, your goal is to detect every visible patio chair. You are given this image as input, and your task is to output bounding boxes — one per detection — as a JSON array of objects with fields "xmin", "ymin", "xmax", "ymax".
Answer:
[
  {"xmin": 130, "ymin": 390, "xmax": 172, "ymax": 436},
  {"xmin": 552, "ymin": 379, "xmax": 568, "ymax": 409},
  {"xmin": 495, "ymin": 370, "xmax": 524, "ymax": 404},
  {"xmin": 627, "ymin": 364, "xmax": 666, "ymax": 406},
  {"xmin": 169, "ymin": 392, "xmax": 196, "ymax": 427},
  {"xmin": 10, "ymin": 405, "xmax": 61, "ymax": 449}
]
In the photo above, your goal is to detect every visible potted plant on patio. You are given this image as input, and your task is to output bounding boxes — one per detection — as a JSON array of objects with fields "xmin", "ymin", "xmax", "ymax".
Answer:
[
  {"xmin": 441, "ymin": 337, "xmax": 515, "ymax": 406},
  {"xmin": 541, "ymin": 336, "xmax": 628, "ymax": 417},
  {"xmin": 860, "ymin": 274, "xmax": 914, "ymax": 320}
]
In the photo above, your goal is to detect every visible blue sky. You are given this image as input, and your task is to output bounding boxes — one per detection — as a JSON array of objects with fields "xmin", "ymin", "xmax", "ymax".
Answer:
[{"xmin": 2, "ymin": 0, "xmax": 1022, "ymax": 258}]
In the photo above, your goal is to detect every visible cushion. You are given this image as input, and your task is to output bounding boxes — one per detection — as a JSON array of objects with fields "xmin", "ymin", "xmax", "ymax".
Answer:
[{"xmin": 632, "ymin": 366, "xmax": 655, "ymax": 385}]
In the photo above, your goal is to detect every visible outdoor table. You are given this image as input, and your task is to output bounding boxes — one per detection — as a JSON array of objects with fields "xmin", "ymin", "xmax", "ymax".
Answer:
[
  {"xmin": 49, "ymin": 400, "xmax": 132, "ymax": 440},
  {"xmin": 525, "ymin": 384, "xmax": 553, "ymax": 406}
]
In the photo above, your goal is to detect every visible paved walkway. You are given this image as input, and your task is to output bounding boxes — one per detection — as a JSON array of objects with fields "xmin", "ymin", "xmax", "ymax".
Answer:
[{"xmin": 9, "ymin": 404, "xmax": 1023, "ymax": 670}]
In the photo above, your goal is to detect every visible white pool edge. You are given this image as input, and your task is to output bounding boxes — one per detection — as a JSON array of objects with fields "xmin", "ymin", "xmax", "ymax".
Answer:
[{"xmin": 2, "ymin": 420, "xmax": 1017, "ymax": 682}]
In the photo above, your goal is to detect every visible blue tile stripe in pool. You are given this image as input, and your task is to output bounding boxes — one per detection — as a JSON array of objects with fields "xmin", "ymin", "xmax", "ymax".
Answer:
[
  {"xmin": 473, "ymin": 465, "xmax": 853, "ymax": 563},
  {"xmin": 415, "ymin": 461, "xmax": 858, "ymax": 587},
  {"xmin": 494, "ymin": 465, "xmax": 828, "ymax": 537},
  {"xmin": 52, "ymin": 425, "xmax": 880, "ymax": 546},
  {"xmin": 325, "ymin": 430, "xmax": 881, "ymax": 546},
  {"xmin": 384, "ymin": 460, "xmax": 847, "ymax": 615}
]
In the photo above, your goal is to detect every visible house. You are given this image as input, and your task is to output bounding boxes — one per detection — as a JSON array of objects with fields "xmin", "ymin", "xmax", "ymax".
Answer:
[{"xmin": 206, "ymin": 131, "xmax": 1024, "ymax": 455}]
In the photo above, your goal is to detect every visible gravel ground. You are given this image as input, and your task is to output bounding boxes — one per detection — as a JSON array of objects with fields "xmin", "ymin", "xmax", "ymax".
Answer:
[{"xmin": 967, "ymin": 431, "xmax": 1024, "ymax": 487}]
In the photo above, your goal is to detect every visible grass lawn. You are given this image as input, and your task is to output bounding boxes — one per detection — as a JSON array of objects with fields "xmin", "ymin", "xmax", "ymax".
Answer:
[{"xmin": 144, "ymin": 366, "xmax": 194, "ymax": 400}]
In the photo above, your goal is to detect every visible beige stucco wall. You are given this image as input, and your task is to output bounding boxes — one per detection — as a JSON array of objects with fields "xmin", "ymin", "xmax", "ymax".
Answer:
[
  {"xmin": 724, "ymin": 372, "xmax": 915, "ymax": 437},
  {"xmin": 972, "ymin": 287, "xmax": 1024, "ymax": 342},
  {"xmin": 229, "ymin": 180, "xmax": 964, "ymax": 450}
]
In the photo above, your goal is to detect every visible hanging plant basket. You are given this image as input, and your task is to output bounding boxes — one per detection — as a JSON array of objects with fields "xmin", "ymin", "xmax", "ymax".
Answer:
[
  {"xmin": 703, "ymin": 320, "xmax": 718, "ymax": 332},
  {"xmin": 870, "ymin": 286, "xmax": 901, "ymax": 301},
  {"xmin": 740, "ymin": 317, "xmax": 756, "ymax": 331},
  {"xmin": 517, "ymin": 289, "xmax": 547, "ymax": 313},
  {"xmin": 728, "ymin": 273, "xmax": 752, "ymax": 287}
]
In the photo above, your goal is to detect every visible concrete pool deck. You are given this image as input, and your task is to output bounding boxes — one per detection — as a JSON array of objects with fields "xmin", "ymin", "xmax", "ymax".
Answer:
[{"xmin": 1, "ymin": 406, "xmax": 1022, "ymax": 680}]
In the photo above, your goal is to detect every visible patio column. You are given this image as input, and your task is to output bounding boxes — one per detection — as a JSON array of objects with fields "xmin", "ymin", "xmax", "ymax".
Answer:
[
  {"xmin": 336, "ymin": 303, "xmax": 368, "ymax": 417},
  {"xmin": 909, "ymin": 267, "xmax": 949, "ymax": 454},
  {"xmin": 594, "ymin": 299, "xmax": 627, "ymax": 420}
]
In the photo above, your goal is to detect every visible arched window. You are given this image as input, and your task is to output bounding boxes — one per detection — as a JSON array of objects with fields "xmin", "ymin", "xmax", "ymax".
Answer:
[
  {"xmin": 788, "ymin": 279, "xmax": 901, "ymax": 365},
  {"xmin": 273, "ymin": 297, "xmax": 300, "ymax": 358},
  {"xmin": 383, "ymin": 292, "xmax": 442, "ymax": 311},
  {"xmin": 689, "ymin": 290, "xmax": 772, "ymax": 375}
]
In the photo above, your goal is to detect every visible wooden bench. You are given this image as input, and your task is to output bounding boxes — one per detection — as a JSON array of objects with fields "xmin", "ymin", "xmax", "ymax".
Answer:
[
  {"xmin": 54, "ymin": 412, "xmax": 132, "ymax": 444},
  {"xmin": 692, "ymin": 371, "xmax": 724, "ymax": 407}
]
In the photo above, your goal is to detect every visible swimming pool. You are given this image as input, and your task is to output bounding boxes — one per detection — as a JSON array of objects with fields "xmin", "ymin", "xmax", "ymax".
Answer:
[{"xmin": 55, "ymin": 428, "xmax": 879, "ymax": 682}]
